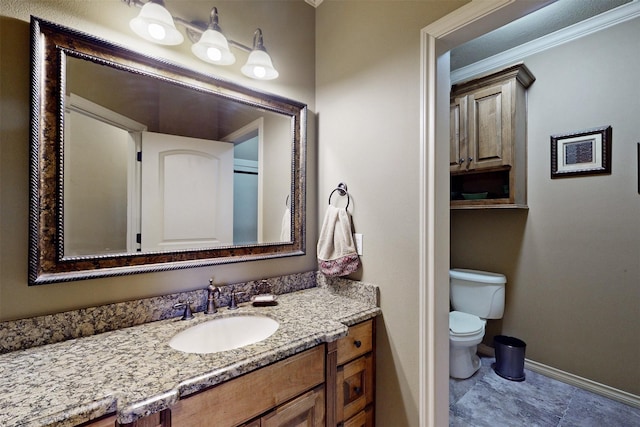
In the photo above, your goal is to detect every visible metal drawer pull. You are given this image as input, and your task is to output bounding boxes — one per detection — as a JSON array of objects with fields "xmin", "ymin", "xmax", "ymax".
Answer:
[{"xmin": 354, "ymin": 340, "xmax": 362, "ymax": 348}]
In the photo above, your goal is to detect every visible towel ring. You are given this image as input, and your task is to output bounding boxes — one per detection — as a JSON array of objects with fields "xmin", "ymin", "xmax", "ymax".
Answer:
[{"xmin": 328, "ymin": 182, "xmax": 350, "ymax": 209}]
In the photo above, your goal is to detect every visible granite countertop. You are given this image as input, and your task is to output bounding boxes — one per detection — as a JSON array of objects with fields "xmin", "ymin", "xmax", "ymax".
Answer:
[{"xmin": 0, "ymin": 286, "xmax": 380, "ymax": 427}]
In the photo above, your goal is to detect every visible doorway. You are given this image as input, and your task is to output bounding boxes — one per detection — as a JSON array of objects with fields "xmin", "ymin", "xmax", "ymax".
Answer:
[{"xmin": 419, "ymin": 1, "xmax": 556, "ymax": 425}]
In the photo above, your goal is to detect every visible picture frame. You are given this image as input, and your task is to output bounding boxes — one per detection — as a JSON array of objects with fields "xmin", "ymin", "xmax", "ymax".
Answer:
[{"xmin": 550, "ymin": 125, "xmax": 612, "ymax": 178}]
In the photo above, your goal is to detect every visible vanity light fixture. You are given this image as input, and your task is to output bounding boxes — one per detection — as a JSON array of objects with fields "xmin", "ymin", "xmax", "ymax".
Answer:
[
  {"xmin": 241, "ymin": 29, "xmax": 279, "ymax": 80},
  {"xmin": 191, "ymin": 7, "xmax": 236, "ymax": 66},
  {"xmin": 128, "ymin": 0, "xmax": 184, "ymax": 45},
  {"xmin": 123, "ymin": 0, "xmax": 279, "ymax": 80}
]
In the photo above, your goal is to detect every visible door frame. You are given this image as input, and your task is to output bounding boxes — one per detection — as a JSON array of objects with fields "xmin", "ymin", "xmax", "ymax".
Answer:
[
  {"xmin": 223, "ymin": 118, "xmax": 266, "ymax": 241},
  {"xmin": 418, "ymin": 1, "xmax": 553, "ymax": 425},
  {"xmin": 65, "ymin": 93, "xmax": 147, "ymax": 252}
]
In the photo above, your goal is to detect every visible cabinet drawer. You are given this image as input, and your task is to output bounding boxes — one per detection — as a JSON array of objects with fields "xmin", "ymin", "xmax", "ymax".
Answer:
[
  {"xmin": 336, "ymin": 353, "xmax": 373, "ymax": 423},
  {"xmin": 337, "ymin": 320, "xmax": 373, "ymax": 366},
  {"xmin": 171, "ymin": 345, "xmax": 324, "ymax": 427}
]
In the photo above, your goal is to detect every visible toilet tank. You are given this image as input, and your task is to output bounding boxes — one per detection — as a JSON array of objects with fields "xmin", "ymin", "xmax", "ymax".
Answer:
[{"xmin": 450, "ymin": 268, "xmax": 506, "ymax": 319}]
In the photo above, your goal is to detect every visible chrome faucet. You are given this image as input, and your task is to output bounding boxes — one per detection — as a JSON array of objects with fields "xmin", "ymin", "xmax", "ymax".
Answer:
[{"xmin": 205, "ymin": 279, "xmax": 221, "ymax": 314}]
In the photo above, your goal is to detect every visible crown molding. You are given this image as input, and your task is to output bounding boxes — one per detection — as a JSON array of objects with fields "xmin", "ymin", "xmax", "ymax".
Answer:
[
  {"xmin": 451, "ymin": 0, "xmax": 640, "ymax": 83},
  {"xmin": 422, "ymin": 0, "xmax": 516, "ymax": 39},
  {"xmin": 305, "ymin": 0, "xmax": 323, "ymax": 8}
]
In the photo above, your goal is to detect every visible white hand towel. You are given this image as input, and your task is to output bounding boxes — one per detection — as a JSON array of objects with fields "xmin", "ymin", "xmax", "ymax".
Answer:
[
  {"xmin": 317, "ymin": 205, "xmax": 360, "ymax": 276},
  {"xmin": 280, "ymin": 207, "xmax": 291, "ymax": 241}
]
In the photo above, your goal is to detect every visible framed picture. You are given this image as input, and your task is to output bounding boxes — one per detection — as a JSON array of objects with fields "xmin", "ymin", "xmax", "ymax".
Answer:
[{"xmin": 550, "ymin": 125, "xmax": 612, "ymax": 178}]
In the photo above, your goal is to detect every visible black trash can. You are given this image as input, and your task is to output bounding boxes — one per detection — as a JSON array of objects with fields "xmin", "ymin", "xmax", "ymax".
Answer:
[{"xmin": 493, "ymin": 335, "xmax": 526, "ymax": 381}]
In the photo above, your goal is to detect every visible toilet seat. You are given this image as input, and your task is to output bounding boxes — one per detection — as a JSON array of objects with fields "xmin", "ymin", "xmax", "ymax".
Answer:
[{"xmin": 449, "ymin": 311, "xmax": 485, "ymax": 336}]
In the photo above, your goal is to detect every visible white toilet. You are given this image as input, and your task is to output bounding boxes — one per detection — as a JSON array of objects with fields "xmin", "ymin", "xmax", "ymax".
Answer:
[{"xmin": 449, "ymin": 268, "xmax": 506, "ymax": 379}]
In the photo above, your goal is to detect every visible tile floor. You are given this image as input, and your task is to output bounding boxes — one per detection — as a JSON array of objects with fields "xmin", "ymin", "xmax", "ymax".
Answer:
[{"xmin": 449, "ymin": 356, "xmax": 640, "ymax": 427}]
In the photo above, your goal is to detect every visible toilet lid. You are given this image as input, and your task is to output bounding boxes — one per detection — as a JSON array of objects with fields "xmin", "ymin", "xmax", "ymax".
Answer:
[{"xmin": 449, "ymin": 311, "xmax": 485, "ymax": 336}]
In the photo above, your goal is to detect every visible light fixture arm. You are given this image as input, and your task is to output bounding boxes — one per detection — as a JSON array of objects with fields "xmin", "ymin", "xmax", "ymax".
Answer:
[
  {"xmin": 209, "ymin": 7, "xmax": 221, "ymax": 32},
  {"xmin": 252, "ymin": 28, "xmax": 267, "ymax": 52}
]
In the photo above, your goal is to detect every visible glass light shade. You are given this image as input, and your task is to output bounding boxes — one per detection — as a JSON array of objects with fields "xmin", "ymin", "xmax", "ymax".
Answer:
[
  {"xmin": 241, "ymin": 50, "xmax": 279, "ymax": 80},
  {"xmin": 129, "ymin": 2, "xmax": 184, "ymax": 46},
  {"xmin": 191, "ymin": 29, "xmax": 236, "ymax": 65}
]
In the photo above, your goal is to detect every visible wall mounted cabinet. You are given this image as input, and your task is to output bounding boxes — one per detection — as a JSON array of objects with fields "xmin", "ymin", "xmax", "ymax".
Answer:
[{"xmin": 450, "ymin": 63, "xmax": 535, "ymax": 209}]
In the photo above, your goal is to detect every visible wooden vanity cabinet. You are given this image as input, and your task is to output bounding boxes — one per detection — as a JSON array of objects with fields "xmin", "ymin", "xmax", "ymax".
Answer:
[
  {"xmin": 83, "ymin": 319, "xmax": 378, "ymax": 427},
  {"xmin": 450, "ymin": 63, "xmax": 535, "ymax": 209},
  {"xmin": 327, "ymin": 319, "xmax": 375, "ymax": 427},
  {"xmin": 171, "ymin": 345, "xmax": 325, "ymax": 427}
]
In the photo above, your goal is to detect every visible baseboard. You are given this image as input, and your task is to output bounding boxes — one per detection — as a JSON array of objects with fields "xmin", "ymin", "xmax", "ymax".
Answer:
[{"xmin": 524, "ymin": 359, "xmax": 640, "ymax": 409}]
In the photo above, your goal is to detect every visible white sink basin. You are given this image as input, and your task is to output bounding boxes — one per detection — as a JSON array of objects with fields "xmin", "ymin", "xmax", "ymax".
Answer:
[{"xmin": 169, "ymin": 315, "xmax": 279, "ymax": 354}]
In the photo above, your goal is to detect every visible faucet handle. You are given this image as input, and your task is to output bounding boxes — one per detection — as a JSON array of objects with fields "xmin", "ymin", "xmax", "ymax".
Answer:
[
  {"xmin": 208, "ymin": 278, "xmax": 221, "ymax": 295},
  {"xmin": 173, "ymin": 301, "xmax": 194, "ymax": 320},
  {"xmin": 228, "ymin": 291, "xmax": 245, "ymax": 310}
]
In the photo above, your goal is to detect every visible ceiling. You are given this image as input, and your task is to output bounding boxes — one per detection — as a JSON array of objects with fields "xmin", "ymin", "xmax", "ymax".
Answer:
[{"xmin": 450, "ymin": 0, "xmax": 633, "ymax": 70}]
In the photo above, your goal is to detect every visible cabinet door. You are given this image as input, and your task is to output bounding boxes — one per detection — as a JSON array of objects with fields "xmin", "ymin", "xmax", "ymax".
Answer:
[
  {"xmin": 467, "ymin": 82, "xmax": 512, "ymax": 170},
  {"xmin": 342, "ymin": 406, "xmax": 374, "ymax": 427},
  {"xmin": 336, "ymin": 354, "xmax": 373, "ymax": 423},
  {"xmin": 450, "ymin": 96, "xmax": 468, "ymax": 172},
  {"xmin": 261, "ymin": 386, "xmax": 325, "ymax": 427}
]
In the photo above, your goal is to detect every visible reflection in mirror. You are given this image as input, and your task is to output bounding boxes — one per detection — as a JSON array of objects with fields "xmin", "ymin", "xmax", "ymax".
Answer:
[
  {"xmin": 29, "ymin": 18, "xmax": 306, "ymax": 284},
  {"xmin": 64, "ymin": 56, "xmax": 292, "ymax": 256}
]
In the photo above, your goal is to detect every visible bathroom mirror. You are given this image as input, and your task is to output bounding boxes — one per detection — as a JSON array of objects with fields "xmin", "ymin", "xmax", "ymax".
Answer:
[{"xmin": 29, "ymin": 18, "xmax": 306, "ymax": 284}]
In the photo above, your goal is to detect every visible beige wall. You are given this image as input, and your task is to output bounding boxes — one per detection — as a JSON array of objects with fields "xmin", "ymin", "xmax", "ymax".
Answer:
[
  {"xmin": 451, "ymin": 17, "xmax": 640, "ymax": 395},
  {"xmin": 316, "ymin": 1, "xmax": 466, "ymax": 425},
  {"xmin": 0, "ymin": 1, "xmax": 317, "ymax": 320}
]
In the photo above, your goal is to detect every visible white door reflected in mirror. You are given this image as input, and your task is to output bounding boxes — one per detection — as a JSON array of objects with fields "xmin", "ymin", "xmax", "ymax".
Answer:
[{"xmin": 141, "ymin": 132, "xmax": 234, "ymax": 251}]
